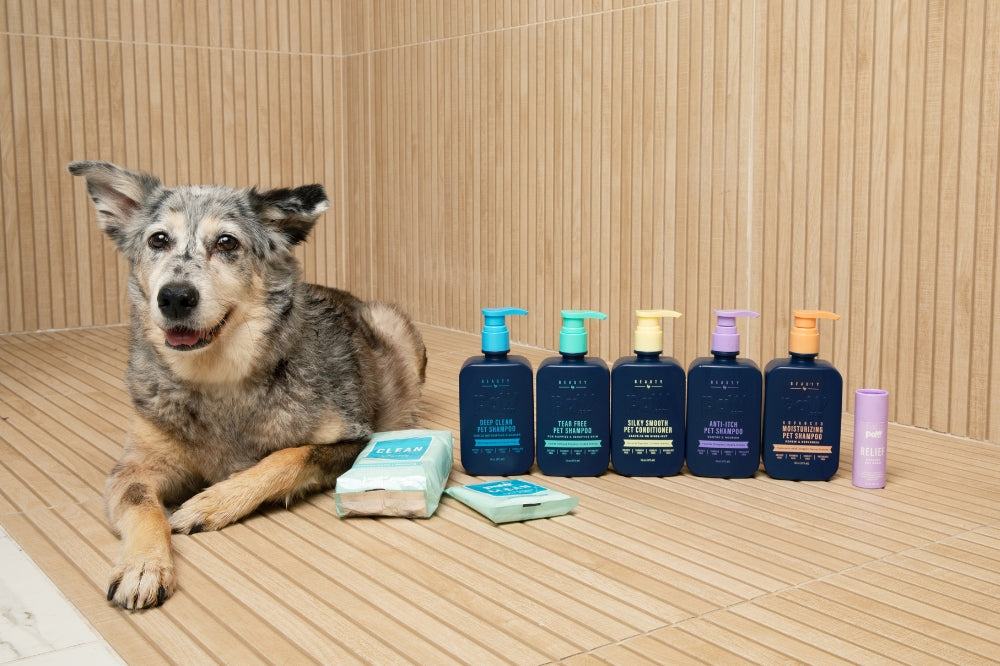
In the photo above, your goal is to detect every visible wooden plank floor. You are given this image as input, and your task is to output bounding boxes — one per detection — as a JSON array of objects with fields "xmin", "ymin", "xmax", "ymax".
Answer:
[{"xmin": 2, "ymin": 324, "xmax": 1000, "ymax": 664}]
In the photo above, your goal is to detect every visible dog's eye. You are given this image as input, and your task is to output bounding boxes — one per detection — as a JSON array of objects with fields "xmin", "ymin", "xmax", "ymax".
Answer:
[
  {"xmin": 216, "ymin": 235, "xmax": 239, "ymax": 252},
  {"xmin": 148, "ymin": 232, "xmax": 170, "ymax": 250}
]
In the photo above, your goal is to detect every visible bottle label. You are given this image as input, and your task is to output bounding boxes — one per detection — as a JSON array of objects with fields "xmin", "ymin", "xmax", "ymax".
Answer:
[
  {"xmin": 698, "ymin": 440, "xmax": 749, "ymax": 451},
  {"xmin": 473, "ymin": 418, "xmax": 521, "ymax": 447},
  {"xmin": 621, "ymin": 419, "xmax": 675, "ymax": 453},
  {"xmin": 615, "ymin": 371, "xmax": 681, "ymax": 461},
  {"xmin": 694, "ymin": 420, "xmax": 751, "ymax": 460},
  {"xmin": 770, "ymin": 420, "xmax": 834, "ymax": 460},
  {"xmin": 692, "ymin": 378, "xmax": 754, "ymax": 461},
  {"xmin": 474, "ymin": 438, "xmax": 520, "ymax": 447},
  {"xmin": 468, "ymin": 377, "xmax": 526, "ymax": 462},
  {"xmin": 622, "ymin": 439, "xmax": 674, "ymax": 450},
  {"xmin": 546, "ymin": 419, "xmax": 599, "ymax": 445},
  {"xmin": 544, "ymin": 440, "xmax": 602, "ymax": 449},
  {"xmin": 768, "ymin": 379, "xmax": 837, "ymax": 465},
  {"xmin": 542, "ymin": 378, "xmax": 605, "ymax": 459}
]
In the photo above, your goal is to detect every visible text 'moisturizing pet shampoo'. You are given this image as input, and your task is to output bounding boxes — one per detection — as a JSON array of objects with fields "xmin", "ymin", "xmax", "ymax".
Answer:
[
  {"xmin": 459, "ymin": 308, "xmax": 535, "ymax": 476},
  {"xmin": 762, "ymin": 310, "xmax": 842, "ymax": 481},
  {"xmin": 611, "ymin": 310, "xmax": 685, "ymax": 477},
  {"xmin": 685, "ymin": 310, "xmax": 762, "ymax": 478},
  {"xmin": 536, "ymin": 310, "xmax": 610, "ymax": 477}
]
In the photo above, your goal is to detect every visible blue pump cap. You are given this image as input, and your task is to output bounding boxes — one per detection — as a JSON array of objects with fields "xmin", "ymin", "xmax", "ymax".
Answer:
[
  {"xmin": 481, "ymin": 307, "xmax": 528, "ymax": 353},
  {"xmin": 559, "ymin": 310, "xmax": 607, "ymax": 355}
]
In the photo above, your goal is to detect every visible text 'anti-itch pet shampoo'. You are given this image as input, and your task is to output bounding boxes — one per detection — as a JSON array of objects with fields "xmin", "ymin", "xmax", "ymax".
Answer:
[
  {"xmin": 762, "ymin": 310, "xmax": 843, "ymax": 481},
  {"xmin": 685, "ymin": 310, "xmax": 762, "ymax": 478},
  {"xmin": 536, "ymin": 310, "xmax": 610, "ymax": 477},
  {"xmin": 611, "ymin": 310, "xmax": 686, "ymax": 477},
  {"xmin": 459, "ymin": 308, "xmax": 535, "ymax": 476}
]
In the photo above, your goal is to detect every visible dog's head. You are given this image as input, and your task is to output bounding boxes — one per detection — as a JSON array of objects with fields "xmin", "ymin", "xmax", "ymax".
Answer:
[{"xmin": 69, "ymin": 161, "xmax": 328, "ymax": 375}]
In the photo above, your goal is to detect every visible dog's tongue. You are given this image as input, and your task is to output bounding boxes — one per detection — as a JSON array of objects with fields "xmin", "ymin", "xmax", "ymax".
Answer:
[{"xmin": 166, "ymin": 328, "xmax": 202, "ymax": 347}]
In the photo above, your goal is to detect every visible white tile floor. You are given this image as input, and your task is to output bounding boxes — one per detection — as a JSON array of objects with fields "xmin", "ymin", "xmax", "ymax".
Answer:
[{"xmin": 0, "ymin": 526, "xmax": 123, "ymax": 665}]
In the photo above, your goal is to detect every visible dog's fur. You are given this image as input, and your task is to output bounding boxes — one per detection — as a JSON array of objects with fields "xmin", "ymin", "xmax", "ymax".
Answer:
[{"xmin": 69, "ymin": 161, "xmax": 426, "ymax": 610}]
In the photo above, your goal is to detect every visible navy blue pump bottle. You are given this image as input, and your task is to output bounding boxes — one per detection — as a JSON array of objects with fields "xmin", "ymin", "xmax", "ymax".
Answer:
[
  {"xmin": 459, "ymin": 308, "xmax": 535, "ymax": 476},
  {"xmin": 685, "ymin": 310, "xmax": 762, "ymax": 478},
  {"xmin": 536, "ymin": 310, "xmax": 610, "ymax": 477},
  {"xmin": 611, "ymin": 310, "xmax": 686, "ymax": 477},
  {"xmin": 762, "ymin": 310, "xmax": 843, "ymax": 481}
]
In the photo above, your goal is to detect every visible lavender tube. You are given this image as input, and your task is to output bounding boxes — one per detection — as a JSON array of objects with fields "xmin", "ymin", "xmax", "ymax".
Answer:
[{"xmin": 853, "ymin": 389, "xmax": 888, "ymax": 488}]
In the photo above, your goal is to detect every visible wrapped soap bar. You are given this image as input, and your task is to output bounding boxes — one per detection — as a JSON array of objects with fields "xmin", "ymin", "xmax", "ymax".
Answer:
[
  {"xmin": 444, "ymin": 479, "xmax": 578, "ymax": 524},
  {"xmin": 334, "ymin": 430, "xmax": 453, "ymax": 518}
]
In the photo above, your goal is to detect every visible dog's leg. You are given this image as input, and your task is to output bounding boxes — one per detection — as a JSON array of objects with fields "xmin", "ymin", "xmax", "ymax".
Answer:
[
  {"xmin": 168, "ymin": 440, "xmax": 367, "ymax": 534},
  {"xmin": 106, "ymin": 481, "xmax": 173, "ymax": 610},
  {"xmin": 105, "ymin": 421, "xmax": 193, "ymax": 610}
]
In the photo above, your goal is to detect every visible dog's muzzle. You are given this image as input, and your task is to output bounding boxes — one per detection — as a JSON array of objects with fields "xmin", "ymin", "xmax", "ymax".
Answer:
[{"xmin": 157, "ymin": 283, "xmax": 227, "ymax": 350}]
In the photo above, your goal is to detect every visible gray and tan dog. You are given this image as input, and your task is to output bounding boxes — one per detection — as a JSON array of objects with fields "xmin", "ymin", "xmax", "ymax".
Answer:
[{"xmin": 69, "ymin": 161, "xmax": 426, "ymax": 610}]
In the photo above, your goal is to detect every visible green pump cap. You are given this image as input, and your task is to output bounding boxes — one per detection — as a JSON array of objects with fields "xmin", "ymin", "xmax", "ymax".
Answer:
[
  {"xmin": 481, "ymin": 307, "xmax": 528, "ymax": 353},
  {"xmin": 559, "ymin": 309, "xmax": 607, "ymax": 355}
]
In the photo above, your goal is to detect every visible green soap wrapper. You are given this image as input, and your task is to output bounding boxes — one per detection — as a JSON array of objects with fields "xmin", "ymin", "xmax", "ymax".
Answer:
[
  {"xmin": 444, "ymin": 479, "xmax": 579, "ymax": 524},
  {"xmin": 335, "ymin": 430, "xmax": 453, "ymax": 518}
]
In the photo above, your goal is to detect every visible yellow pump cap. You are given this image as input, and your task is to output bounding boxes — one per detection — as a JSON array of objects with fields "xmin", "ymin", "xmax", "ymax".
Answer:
[
  {"xmin": 789, "ymin": 309, "xmax": 840, "ymax": 355},
  {"xmin": 633, "ymin": 309, "xmax": 682, "ymax": 353}
]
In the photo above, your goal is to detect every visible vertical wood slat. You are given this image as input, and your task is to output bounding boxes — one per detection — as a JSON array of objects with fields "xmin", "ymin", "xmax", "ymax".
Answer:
[
  {"xmin": 1, "ymin": 32, "xmax": 24, "ymax": 332},
  {"xmin": 882, "ymin": 0, "xmax": 907, "ymax": 431},
  {"xmin": 1, "ymin": 1, "xmax": 999, "ymax": 444},
  {"xmin": 979, "ymin": 2, "xmax": 1000, "ymax": 444}
]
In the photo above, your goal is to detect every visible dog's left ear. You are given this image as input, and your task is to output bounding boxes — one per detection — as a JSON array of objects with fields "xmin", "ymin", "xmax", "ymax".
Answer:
[
  {"xmin": 249, "ymin": 185, "xmax": 330, "ymax": 246},
  {"xmin": 67, "ymin": 161, "xmax": 162, "ymax": 250}
]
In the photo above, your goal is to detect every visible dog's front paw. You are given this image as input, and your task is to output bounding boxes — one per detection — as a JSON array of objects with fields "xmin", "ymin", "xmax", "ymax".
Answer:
[
  {"xmin": 169, "ymin": 486, "xmax": 245, "ymax": 534},
  {"xmin": 108, "ymin": 556, "xmax": 175, "ymax": 610}
]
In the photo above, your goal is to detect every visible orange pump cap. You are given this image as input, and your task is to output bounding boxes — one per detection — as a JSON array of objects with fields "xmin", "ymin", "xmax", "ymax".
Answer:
[{"xmin": 789, "ymin": 309, "xmax": 840, "ymax": 355}]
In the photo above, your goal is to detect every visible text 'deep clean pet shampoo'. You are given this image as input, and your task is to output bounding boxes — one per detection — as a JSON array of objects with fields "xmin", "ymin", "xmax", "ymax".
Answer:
[
  {"xmin": 536, "ymin": 310, "xmax": 610, "ymax": 477},
  {"xmin": 611, "ymin": 309, "xmax": 685, "ymax": 477},
  {"xmin": 459, "ymin": 308, "xmax": 535, "ymax": 476},
  {"xmin": 762, "ymin": 310, "xmax": 842, "ymax": 481},
  {"xmin": 685, "ymin": 310, "xmax": 762, "ymax": 478}
]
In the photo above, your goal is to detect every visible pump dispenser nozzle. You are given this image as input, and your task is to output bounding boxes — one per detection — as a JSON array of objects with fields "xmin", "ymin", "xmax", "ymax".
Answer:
[
  {"xmin": 633, "ymin": 309, "xmax": 682, "ymax": 353},
  {"xmin": 481, "ymin": 307, "xmax": 528, "ymax": 353},
  {"xmin": 559, "ymin": 310, "xmax": 607, "ymax": 354},
  {"xmin": 711, "ymin": 309, "xmax": 759, "ymax": 354},
  {"xmin": 789, "ymin": 309, "xmax": 840, "ymax": 355}
]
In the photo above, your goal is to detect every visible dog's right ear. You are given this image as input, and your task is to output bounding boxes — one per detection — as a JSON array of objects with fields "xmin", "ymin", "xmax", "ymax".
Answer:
[{"xmin": 68, "ymin": 161, "xmax": 162, "ymax": 248}]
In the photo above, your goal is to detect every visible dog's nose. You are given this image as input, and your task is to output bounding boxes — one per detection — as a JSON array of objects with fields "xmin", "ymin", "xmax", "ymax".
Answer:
[{"xmin": 157, "ymin": 284, "xmax": 199, "ymax": 320}]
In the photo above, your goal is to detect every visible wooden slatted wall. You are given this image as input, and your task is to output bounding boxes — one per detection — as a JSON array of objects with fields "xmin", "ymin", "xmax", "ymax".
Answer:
[
  {"xmin": 0, "ymin": 0, "xmax": 349, "ymax": 330},
  {"xmin": 2, "ymin": 0, "xmax": 999, "ymax": 443}
]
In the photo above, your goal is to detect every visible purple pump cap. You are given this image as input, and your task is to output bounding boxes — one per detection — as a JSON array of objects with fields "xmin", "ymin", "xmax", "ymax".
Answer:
[{"xmin": 711, "ymin": 310, "xmax": 760, "ymax": 354}]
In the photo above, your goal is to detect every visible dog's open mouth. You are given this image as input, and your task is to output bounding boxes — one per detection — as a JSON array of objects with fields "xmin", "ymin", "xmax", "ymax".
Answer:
[{"xmin": 163, "ymin": 315, "xmax": 228, "ymax": 351}]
